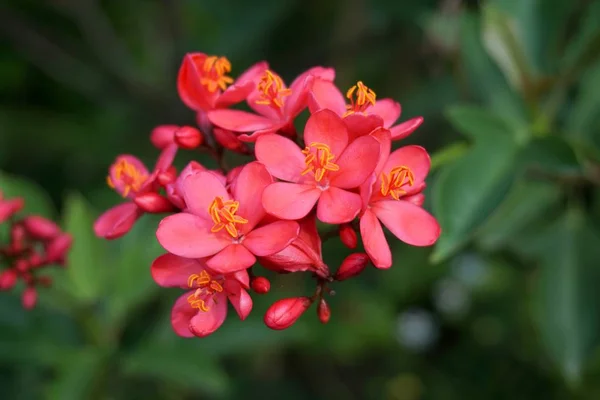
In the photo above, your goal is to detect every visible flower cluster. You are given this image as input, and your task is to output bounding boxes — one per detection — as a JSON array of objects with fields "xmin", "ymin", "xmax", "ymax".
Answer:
[
  {"xmin": 0, "ymin": 191, "xmax": 72, "ymax": 309},
  {"xmin": 95, "ymin": 52, "xmax": 441, "ymax": 337}
]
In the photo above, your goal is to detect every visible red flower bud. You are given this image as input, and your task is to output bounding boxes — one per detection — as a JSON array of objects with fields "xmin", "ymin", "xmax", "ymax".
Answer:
[
  {"xmin": 11, "ymin": 223, "xmax": 26, "ymax": 249},
  {"xmin": 339, "ymin": 223, "xmax": 357, "ymax": 249},
  {"xmin": 0, "ymin": 197, "xmax": 24, "ymax": 222},
  {"xmin": 334, "ymin": 253, "xmax": 370, "ymax": 281},
  {"xmin": 14, "ymin": 258, "xmax": 29, "ymax": 272},
  {"xmin": 213, "ymin": 128, "xmax": 250, "ymax": 154},
  {"xmin": 0, "ymin": 269, "xmax": 18, "ymax": 290},
  {"xmin": 28, "ymin": 252, "xmax": 44, "ymax": 268},
  {"xmin": 134, "ymin": 193, "xmax": 174, "ymax": 213},
  {"xmin": 264, "ymin": 297, "xmax": 312, "ymax": 330},
  {"xmin": 317, "ymin": 298, "xmax": 331, "ymax": 324},
  {"xmin": 46, "ymin": 233, "xmax": 72, "ymax": 263},
  {"xmin": 158, "ymin": 166, "xmax": 178, "ymax": 186},
  {"xmin": 23, "ymin": 216, "xmax": 61, "ymax": 240},
  {"xmin": 150, "ymin": 125, "xmax": 178, "ymax": 149},
  {"xmin": 22, "ymin": 287, "xmax": 37, "ymax": 310},
  {"xmin": 251, "ymin": 276, "xmax": 271, "ymax": 294},
  {"xmin": 175, "ymin": 126, "xmax": 203, "ymax": 149}
]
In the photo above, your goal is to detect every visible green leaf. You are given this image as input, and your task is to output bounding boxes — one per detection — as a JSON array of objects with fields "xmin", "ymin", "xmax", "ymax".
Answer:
[
  {"xmin": 431, "ymin": 135, "xmax": 519, "ymax": 262},
  {"xmin": 476, "ymin": 179, "xmax": 562, "ymax": 251},
  {"xmin": 566, "ymin": 60, "xmax": 600, "ymax": 151},
  {"xmin": 460, "ymin": 12, "xmax": 526, "ymax": 124},
  {"xmin": 45, "ymin": 348, "xmax": 107, "ymax": 400},
  {"xmin": 531, "ymin": 207, "xmax": 600, "ymax": 386},
  {"xmin": 122, "ymin": 343, "xmax": 231, "ymax": 397},
  {"xmin": 0, "ymin": 171, "xmax": 55, "ymax": 217},
  {"xmin": 62, "ymin": 192, "xmax": 109, "ymax": 302},
  {"xmin": 445, "ymin": 105, "xmax": 520, "ymax": 141},
  {"xmin": 561, "ymin": 0, "xmax": 600, "ymax": 72},
  {"xmin": 517, "ymin": 135, "xmax": 582, "ymax": 176}
]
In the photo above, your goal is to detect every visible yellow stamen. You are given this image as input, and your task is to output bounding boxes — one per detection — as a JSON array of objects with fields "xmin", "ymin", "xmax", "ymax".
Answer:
[
  {"xmin": 344, "ymin": 81, "xmax": 376, "ymax": 117},
  {"xmin": 255, "ymin": 70, "xmax": 292, "ymax": 109},
  {"xmin": 187, "ymin": 270, "xmax": 226, "ymax": 312},
  {"xmin": 106, "ymin": 159, "xmax": 148, "ymax": 197},
  {"xmin": 380, "ymin": 166, "xmax": 415, "ymax": 200},
  {"xmin": 208, "ymin": 196, "xmax": 248, "ymax": 238},
  {"xmin": 200, "ymin": 56, "xmax": 234, "ymax": 92},
  {"xmin": 300, "ymin": 142, "xmax": 340, "ymax": 182}
]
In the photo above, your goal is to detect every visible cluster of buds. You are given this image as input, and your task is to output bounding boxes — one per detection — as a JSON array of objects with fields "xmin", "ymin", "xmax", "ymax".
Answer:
[
  {"xmin": 0, "ymin": 191, "xmax": 72, "ymax": 309},
  {"xmin": 95, "ymin": 52, "xmax": 441, "ymax": 337}
]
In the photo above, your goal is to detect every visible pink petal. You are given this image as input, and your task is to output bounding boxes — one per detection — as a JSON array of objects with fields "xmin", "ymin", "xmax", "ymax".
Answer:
[
  {"xmin": 359, "ymin": 209, "xmax": 392, "ymax": 269},
  {"xmin": 390, "ymin": 116, "xmax": 424, "ymax": 141},
  {"xmin": 344, "ymin": 113, "xmax": 384, "ymax": 141},
  {"xmin": 151, "ymin": 253, "xmax": 204, "ymax": 288},
  {"xmin": 170, "ymin": 291, "xmax": 197, "ymax": 338},
  {"xmin": 153, "ymin": 143, "xmax": 178, "ymax": 172},
  {"xmin": 290, "ymin": 66, "xmax": 335, "ymax": 90},
  {"xmin": 156, "ymin": 213, "xmax": 230, "ymax": 258},
  {"xmin": 243, "ymin": 220, "xmax": 300, "ymax": 256},
  {"xmin": 225, "ymin": 281, "xmax": 253, "ymax": 320},
  {"xmin": 262, "ymin": 182, "xmax": 321, "ymax": 220},
  {"xmin": 188, "ymin": 293, "xmax": 228, "ymax": 337},
  {"xmin": 233, "ymin": 162, "xmax": 272, "ymax": 233},
  {"xmin": 215, "ymin": 61, "xmax": 268, "ymax": 108},
  {"xmin": 316, "ymin": 187, "xmax": 361, "ymax": 224},
  {"xmin": 237, "ymin": 124, "xmax": 285, "ymax": 142},
  {"xmin": 177, "ymin": 53, "xmax": 217, "ymax": 111},
  {"xmin": 368, "ymin": 99, "xmax": 401, "ymax": 128},
  {"xmin": 370, "ymin": 127, "xmax": 392, "ymax": 175},
  {"xmin": 208, "ymin": 109, "xmax": 277, "ymax": 132},
  {"xmin": 206, "ymin": 244, "xmax": 256, "ymax": 273},
  {"xmin": 231, "ymin": 269, "xmax": 250, "ymax": 289},
  {"xmin": 308, "ymin": 78, "xmax": 346, "ymax": 116},
  {"xmin": 255, "ymin": 134, "xmax": 305, "ymax": 182},
  {"xmin": 359, "ymin": 174, "xmax": 377, "ymax": 211},
  {"xmin": 303, "ymin": 109, "xmax": 348, "ymax": 159},
  {"xmin": 93, "ymin": 202, "xmax": 142, "ymax": 239},
  {"xmin": 381, "ymin": 145, "xmax": 431, "ymax": 186},
  {"xmin": 182, "ymin": 171, "xmax": 230, "ymax": 219},
  {"xmin": 330, "ymin": 135, "xmax": 380, "ymax": 189},
  {"xmin": 373, "ymin": 200, "xmax": 441, "ymax": 246},
  {"xmin": 284, "ymin": 74, "xmax": 313, "ymax": 118}
]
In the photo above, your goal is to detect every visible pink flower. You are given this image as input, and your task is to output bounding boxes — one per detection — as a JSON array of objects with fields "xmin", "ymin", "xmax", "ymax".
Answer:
[
  {"xmin": 359, "ymin": 145, "xmax": 441, "ymax": 269},
  {"xmin": 208, "ymin": 67, "xmax": 335, "ymax": 142},
  {"xmin": 156, "ymin": 162, "xmax": 300, "ymax": 273},
  {"xmin": 256, "ymin": 109, "xmax": 380, "ymax": 224},
  {"xmin": 94, "ymin": 145, "xmax": 177, "ymax": 239},
  {"xmin": 151, "ymin": 253, "xmax": 252, "ymax": 337},
  {"xmin": 0, "ymin": 192, "xmax": 24, "ymax": 223},
  {"xmin": 309, "ymin": 79, "xmax": 423, "ymax": 141},
  {"xmin": 178, "ymin": 53, "xmax": 268, "ymax": 112}
]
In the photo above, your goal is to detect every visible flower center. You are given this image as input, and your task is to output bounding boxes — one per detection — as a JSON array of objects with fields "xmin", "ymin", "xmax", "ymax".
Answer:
[
  {"xmin": 255, "ymin": 70, "xmax": 292, "ymax": 109},
  {"xmin": 380, "ymin": 166, "xmax": 415, "ymax": 200},
  {"xmin": 200, "ymin": 56, "xmax": 234, "ymax": 93},
  {"xmin": 208, "ymin": 196, "xmax": 248, "ymax": 238},
  {"xmin": 187, "ymin": 270, "xmax": 224, "ymax": 312},
  {"xmin": 301, "ymin": 142, "xmax": 340, "ymax": 183},
  {"xmin": 344, "ymin": 81, "xmax": 376, "ymax": 117},
  {"xmin": 106, "ymin": 159, "xmax": 148, "ymax": 197}
]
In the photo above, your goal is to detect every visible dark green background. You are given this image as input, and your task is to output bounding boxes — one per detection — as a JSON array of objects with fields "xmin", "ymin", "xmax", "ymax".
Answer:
[{"xmin": 2, "ymin": 0, "xmax": 600, "ymax": 399}]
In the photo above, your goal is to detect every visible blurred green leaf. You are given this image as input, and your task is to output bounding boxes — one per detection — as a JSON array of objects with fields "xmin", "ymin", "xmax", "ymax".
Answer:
[
  {"xmin": 460, "ymin": 12, "xmax": 526, "ymax": 124},
  {"xmin": 482, "ymin": 3, "xmax": 532, "ymax": 93},
  {"xmin": 0, "ymin": 171, "xmax": 55, "ymax": 217},
  {"xmin": 476, "ymin": 179, "xmax": 562, "ymax": 251},
  {"xmin": 531, "ymin": 207, "xmax": 600, "ymax": 386},
  {"xmin": 45, "ymin": 348, "xmax": 106, "ymax": 400},
  {"xmin": 562, "ymin": 0, "xmax": 600, "ymax": 72},
  {"xmin": 62, "ymin": 192, "xmax": 109, "ymax": 302},
  {"xmin": 518, "ymin": 135, "xmax": 582, "ymax": 175},
  {"xmin": 566, "ymin": 60, "xmax": 600, "ymax": 151},
  {"xmin": 445, "ymin": 105, "xmax": 517, "ymax": 141},
  {"xmin": 122, "ymin": 343, "xmax": 231, "ymax": 397},
  {"xmin": 431, "ymin": 135, "xmax": 518, "ymax": 262}
]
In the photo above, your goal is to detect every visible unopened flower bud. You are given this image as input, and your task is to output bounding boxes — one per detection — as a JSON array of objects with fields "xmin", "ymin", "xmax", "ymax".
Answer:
[
  {"xmin": 14, "ymin": 258, "xmax": 29, "ymax": 272},
  {"xmin": 134, "ymin": 193, "xmax": 174, "ymax": 213},
  {"xmin": 150, "ymin": 125, "xmax": 178, "ymax": 149},
  {"xmin": 11, "ymin": 223, "xmax": 26, "ymax": 248},
  {"xmin": 251, "ymin": 276, "xmax": 270, "ymax": 294},
  {"xmin": 317, "ymin": 298, "xmax": 331, "ymax": 324},
  {"xmin": 28, "ymin": 252, "xmax": 44, "ymax": 268},
  {"xmin": 0, "ymin": 197, "xmax": 24, "ymax": 222},
  {"xmin": 175, "ymin": 126, "xmax": 203, "ymax": 149},
  {"xmin": 213, "ymin": 128, "xmax": 250, "ymax": 154},
  {"xmin": 46, "ymin": 233, "xmax": 73, "ymax": 263},
  {"xmin": 23, "ymin": 216, "xmax": 60, "ymax": 240},
  {"xmin": 158, "ymin": 166, "xmax": 178, "ymax": 186},
  {"xmin": 22, "ymin": 287, "xmax": 37, "ymax": 310},
  {"xmin": 0, "ymin": 269, "xmax": 18, "ymax": 290},
  {"xmin": 339, "ymin": 223, "xmax": 357, "ymax": 249},
  {"xmin": 334, "ymin": 253, "xmax": 370, "ymax": 281},
  {"xmin": 264, "ymin": 297, "xmax": 312, "ymax": 330}
]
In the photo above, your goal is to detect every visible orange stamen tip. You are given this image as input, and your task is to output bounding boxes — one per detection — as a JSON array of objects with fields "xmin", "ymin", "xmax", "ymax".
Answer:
[
  {"xmin": 255, "ymin": 69, "xmax": 291, "ymax": 109},
  {"xmin": 107, "ymin": 159, "xmax": 148, "ymax": 197},
  {"xmin": 302, "ymin": 142, "xmax": 339, "ymax": 183},
  {"xmin": 345, "ymin": 81, "xmax": 377, "ymax": 114},
  {"xmin": 208, "ymin": 196, "xmax": 248, "ymax": 238},
  {"xmin": 380, "ymin": 165, "xmax": 415, "ymax": 199},
  {"xmin": 201, "ymin": 55, "xmax": 233, "ymax": 93}
]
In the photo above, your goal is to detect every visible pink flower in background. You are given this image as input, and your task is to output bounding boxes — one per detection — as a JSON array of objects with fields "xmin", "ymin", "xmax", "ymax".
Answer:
[
  {"xmin": 0, "ymin": 191, "xmax": 24, "ymax": 223},
  {"xmin": 360, "ymin": 145, "xmax": 440, "ymax": 269},
  {"xmin": 208, "ymin": 67, "xmax": 334, "ymax": 142},
  {"xmin": 309, "ymin": 79, "xmax": 423, "ymax": 141},
  {"xmin": 156, "ymin": 162, "xmax": 299, "ymax": 273},
  {"xmin": 151, "ymin": 253, "xmax": 251, "ymax": 337},
  {"xmin": 256, "ymin": 109, "xmax": 380, "ymax": 224}
]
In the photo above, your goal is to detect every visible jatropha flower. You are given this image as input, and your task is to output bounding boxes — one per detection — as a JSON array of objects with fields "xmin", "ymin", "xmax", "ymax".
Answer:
[
  {"xmin": 156, "ymin": 162, "xmax": 300, "ymax": 273},
  {"xmin": 359, "ymin": 145, "xmax": 441, "ymax": 269},
  {"xmin": 310, "ymin": 79, "xmax": 423, "ymax": 141},
  {"xmin": 95, "ymin": 50, "xmax": 441, "ymax": 338},
  {"xmin": 207, "ymin": 67, "xmax": 334, "ymax": 142},
  {"xmin": 151, "ymin": 253, "xmax": 251, "ymax": 337},
  {"xmin": 94, "ymin": 144, "xmax": 177, "ymax": 239},
  {"xmin": 256, "ymin": 109, "xmax": 380, "ymax": 224},
  {"xmin": 0, "ymin": 191, "xmax": 72, "ymax": 309}
]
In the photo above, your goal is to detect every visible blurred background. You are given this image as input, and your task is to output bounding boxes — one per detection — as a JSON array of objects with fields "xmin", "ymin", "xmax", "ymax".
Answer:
[{"xmin": 2, "ymin": 0, "xmax": 600, "ymax": 398}]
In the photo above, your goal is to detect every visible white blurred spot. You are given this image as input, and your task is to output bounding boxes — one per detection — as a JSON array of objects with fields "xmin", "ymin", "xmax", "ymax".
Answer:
[{"xmin": 395, "ymin": 308, "xmax": 439, "ymax": 352}]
